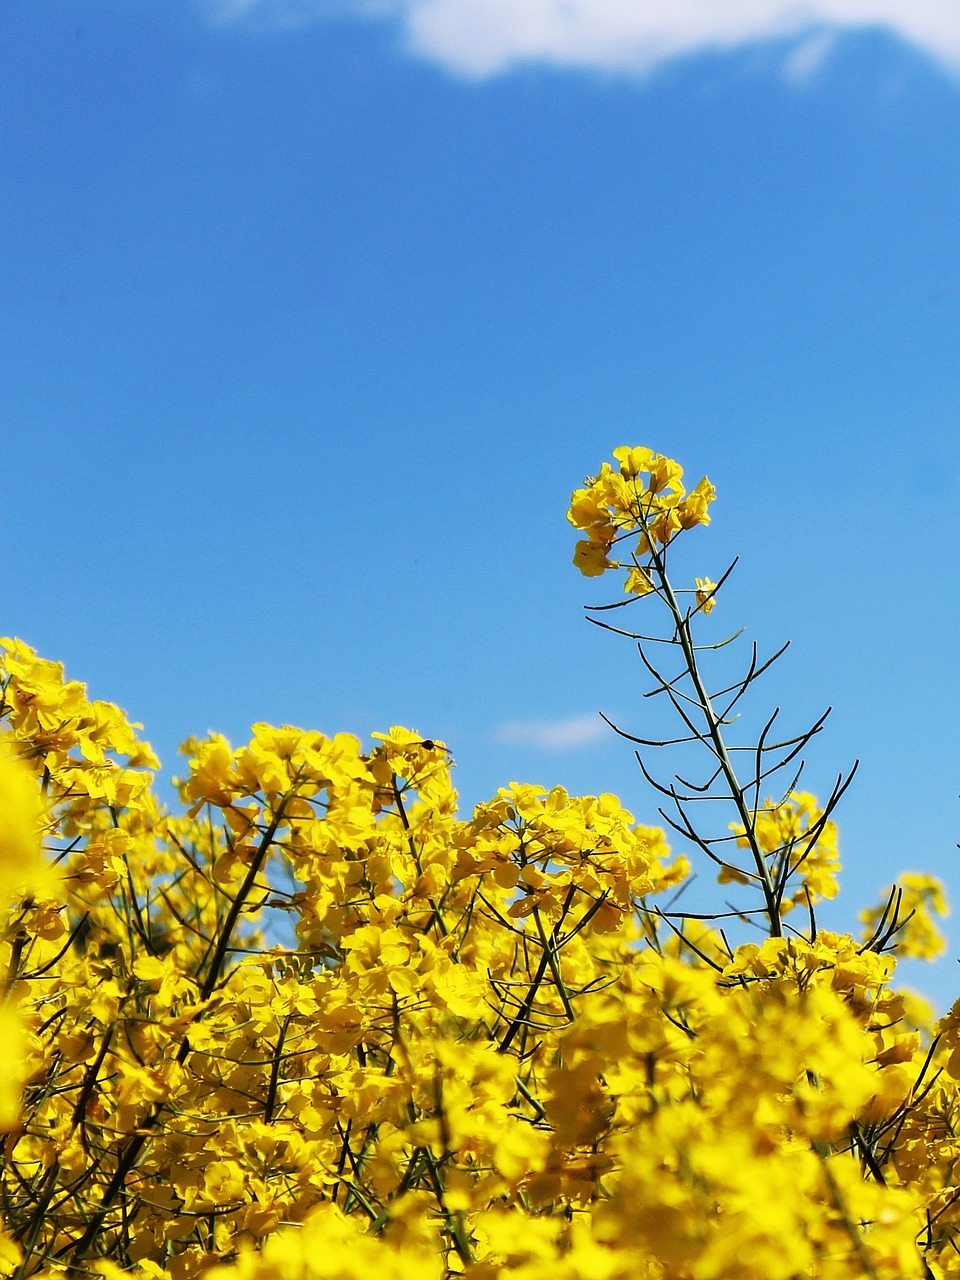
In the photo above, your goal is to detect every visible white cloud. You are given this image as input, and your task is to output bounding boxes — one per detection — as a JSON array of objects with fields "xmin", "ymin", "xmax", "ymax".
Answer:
[
  {"xmin": 496, "ymin": 713, "xmax": 608, "ymax": 751},
  {"xmin": 209, "ymin": 0, "xmax": 960, "ymax": 78},
  {"xmin": 781, "ymin": 26, "xmax": 839, "ymax": 80}
]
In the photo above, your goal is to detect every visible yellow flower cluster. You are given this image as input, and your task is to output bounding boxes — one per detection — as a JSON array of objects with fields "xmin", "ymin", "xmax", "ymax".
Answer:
[
  {"xmin": 860, "ymin": 871, "xmax": 949, "ymax": 961},
  {"xmin": 0, "ymin": 743, "xmax": 53, "ymax": 1131},
  {"xmin": 567, "ymin": 446, "xmax": 715, "ymax": 600},
  {"xmin": 725, "ymin": 791, "xmax": 843, "ymax": 915},
  {"xmin": 0, "ymin": 451, "xmax": 957, "ymax": 1280}
]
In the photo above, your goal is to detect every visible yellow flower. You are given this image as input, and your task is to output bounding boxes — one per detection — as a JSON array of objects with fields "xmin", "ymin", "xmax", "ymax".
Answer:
[
  {"xmin": 573, "ymin": 538, "xmax": 616, "ymax": 577},
  {"xmin": 0, "ymin": 740, "xmax": 55, "ymax": 907},
  {"xmin": 860, "ymin": 872, "xmax": 949, "ymax": 960},
  {"xmin": 0, "ymin": 1002, "xmax": 26, "ymax": 1131},
  {"xmin": 624, "ymin": 565, "xmax": 654, "ymax": 596},
  {"xmin": 695, "ymin": 576, "xmax": 717, "ymax": 613},
  {"xmin": 568, "ymin": 449, "xmax": 714, "ymax": 588},
  {"xmin": 612, "ymin": 444, "xmax": 656, "ymax": 479}
]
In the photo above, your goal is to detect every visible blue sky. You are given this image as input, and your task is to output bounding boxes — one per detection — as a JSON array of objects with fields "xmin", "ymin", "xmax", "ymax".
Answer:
[{"xmin": 3, "ymin": 0, "xmax": 960, "ymax": 1001}]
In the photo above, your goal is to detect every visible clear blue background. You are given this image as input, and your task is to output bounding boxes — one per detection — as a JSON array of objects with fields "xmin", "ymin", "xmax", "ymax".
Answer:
[{"xmin": 3, "ymin": 1, "xmax": 959, "ymax": 1001}]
